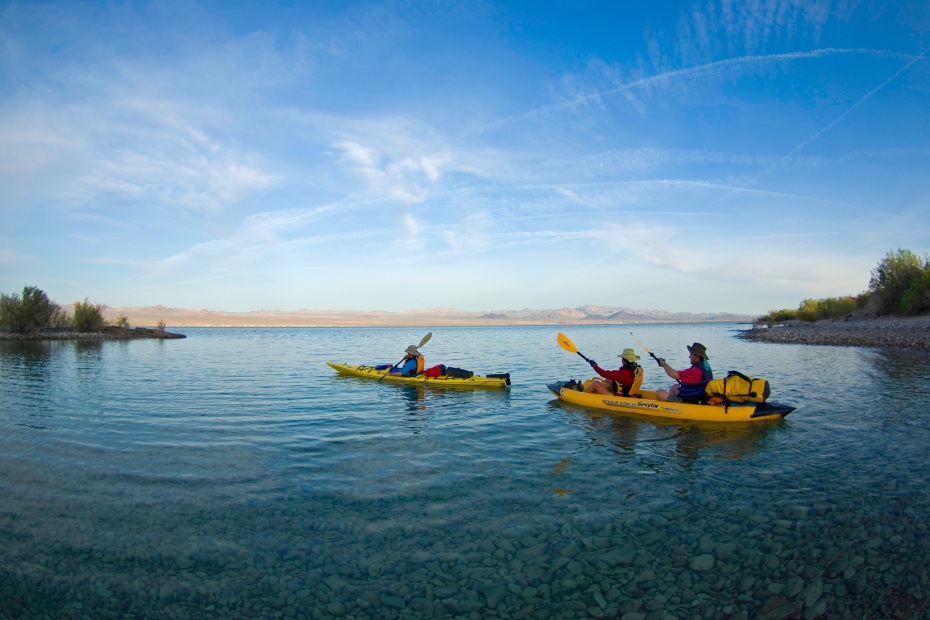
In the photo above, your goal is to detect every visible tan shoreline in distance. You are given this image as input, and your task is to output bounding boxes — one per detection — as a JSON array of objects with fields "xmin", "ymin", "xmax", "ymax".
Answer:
[
  {"xmin": 103, "ymin": 307, "xmax": 743, "ymax": 328},
  {"xmin": 104, "ymin": 307, "xmax": 528, "ymax": 328},
  {"xmin": 107, "ymin": 311, "xmax": 525, "ymax": 327}
]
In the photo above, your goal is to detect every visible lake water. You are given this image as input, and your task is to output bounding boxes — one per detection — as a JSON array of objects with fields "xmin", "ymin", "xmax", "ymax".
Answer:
[{"xmin": 2, "ymin": 323, "xmax": 929, "ymax": 619}]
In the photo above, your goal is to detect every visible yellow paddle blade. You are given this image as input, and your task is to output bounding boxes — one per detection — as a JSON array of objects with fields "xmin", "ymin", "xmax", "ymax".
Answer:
[
  {"xmin": 629, "ymin": 331, "xmax": 652, "ymax": 354},
  {"xmin": 557, "ymin": 332, "xmax": 578, "ymax": 353},
  {"xmin": 418, "ymin": 332, "xmax": 432, "ymax": 348}
]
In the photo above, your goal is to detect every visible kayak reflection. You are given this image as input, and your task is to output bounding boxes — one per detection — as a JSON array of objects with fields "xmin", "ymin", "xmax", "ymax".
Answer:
[
  {"xmin": 398, "ymin": 384, "xmax": 427, "ymax": 412},
  {"xmin": 551, "ymin": 399, "xmax": 784, "ymax": 464},
  {"xmin": 389, "ymin": 384, "xmax": 431, "ymax": 435}
]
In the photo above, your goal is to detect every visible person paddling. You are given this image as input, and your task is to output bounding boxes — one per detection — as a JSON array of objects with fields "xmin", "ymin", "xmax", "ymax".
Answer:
[
  {"xmin": 583, "ymin": 348, "xmax": 642, "ymax": 395},
  {"xmin": 655, "ymin": 342, "xmax": 712, "ymax": 403},
  {"xmin": 387, "ymin": 344, "xmax": 425, "ymax": 376}
]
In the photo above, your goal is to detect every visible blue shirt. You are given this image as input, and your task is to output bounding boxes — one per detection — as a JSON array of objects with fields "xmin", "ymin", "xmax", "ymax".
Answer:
[{"xmin": 393, "ymin": 358, "xmax": 418, "ymax": 376}]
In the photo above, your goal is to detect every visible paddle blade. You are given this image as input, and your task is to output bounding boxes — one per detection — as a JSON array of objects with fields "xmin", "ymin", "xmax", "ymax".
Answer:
[
  {"xmin": 418, "ymin": 332, "xmax": 432, "ymax": 348},
  {"xmin": 629, "ymin": 331, "xmax": 653, "ymax": 355},
  {"xmin": 557, "ymin": 332, "xmax": 578, "ymax": 353}
]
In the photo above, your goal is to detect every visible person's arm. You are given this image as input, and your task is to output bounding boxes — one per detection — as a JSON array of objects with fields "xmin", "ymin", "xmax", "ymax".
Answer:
[
  {"xmin": 596, "ymin": 367, "xmax": 631, "ymax": 384},
  {"xmin": 400, "ymin": 357, "xmax": 418, "ymax": 376},
  {"xmin": 390, "ymin": 355, "xmax": 411, "ymax": 374},
  {"xmin": 658, "ymin": 358, "xmax": 680, "ymax": 381}
]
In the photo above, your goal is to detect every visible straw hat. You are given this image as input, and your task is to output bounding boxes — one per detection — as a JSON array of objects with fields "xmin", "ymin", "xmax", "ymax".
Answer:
[{"xmin": 619, "ymin": 348, "xmax": 640, "ymax": 363}]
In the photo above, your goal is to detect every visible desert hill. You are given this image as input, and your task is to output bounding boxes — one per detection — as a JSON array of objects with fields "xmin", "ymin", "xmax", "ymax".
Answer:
[{"xmin": 103, "ymin": 305, "xmax": 754, "ymax": 328}]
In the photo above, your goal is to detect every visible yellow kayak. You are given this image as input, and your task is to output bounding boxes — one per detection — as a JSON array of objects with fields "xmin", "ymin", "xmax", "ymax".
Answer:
[
  {"xmin": 547, "ymin": 380, "xmax": 793, "ymax": 423},
  {"xmin": 327, "ymin": 362, "xmax": 511, "ymax": 389}
]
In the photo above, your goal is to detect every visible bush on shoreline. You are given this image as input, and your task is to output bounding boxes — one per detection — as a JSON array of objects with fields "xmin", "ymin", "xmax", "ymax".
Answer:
[
  {"xmin": 0, "ymin": 286, "xmax": 113, "ymax": 334},
  {"xmin": 0, "ymin": 287, "xmax": 59, "ymax": 334},
  {"xmin": 757, "ymin": 248, "xmax": 930, "ymax": 324},
  {"xmin": 73, "ymin": 298, "xmax": 107, "ymax": 332},
  {"xmin": 872, "ymin": 248, "xmax": 930, "ymax": 315}
]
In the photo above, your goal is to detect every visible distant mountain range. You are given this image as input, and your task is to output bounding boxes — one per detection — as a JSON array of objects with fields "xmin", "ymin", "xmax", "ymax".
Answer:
[
  {"xmin": 104, "ymin": 304, "xmax": 755, "ymax": 327},
  {"xmin": 474, "ymin": 305, "xmax": 753, "ymax": 323}
]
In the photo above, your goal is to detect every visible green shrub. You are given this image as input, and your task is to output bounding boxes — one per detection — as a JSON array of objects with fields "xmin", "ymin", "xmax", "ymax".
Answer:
[
  {"xmin": 50, "ymin": 306, "xmax": 72, "ymax": 328},
  {"xmin": 869, "ymin": 248, "xmax": 929, "ymax": 314},
  {"xmin": 0, "ymin": 286, "xmax": 61, "ymax": 334},
  {"xmin": 901, "ymin": 269, "xmax": 930, "ymax": 315},
  {"xmin": 0, "ymin": 294, "xmax": 15, "ymax": 330},
  {"xmin": 114, "ymin": 316, "xmax": 130, "ymax": 328},
  {"xmin": 796, "ymin": 299, "xmax": 820, "ymax": 322},
  {"xmin": 755, "ymin": 308, "xmax": 797, "ymax": 324},
  {"xmin": 821, "ymin": 296, "xmax": 857, "ymax": 319},
  {"xmin": 156, "ymin": 320, "xmax": 167, "ymax": 331},
  {"xmin": 73, "ymin": 298, "xmax": 107, "ymax": 332},
  {"xmin": 795, "ymin": 296, "xmax": 860, "ymax": 322}
]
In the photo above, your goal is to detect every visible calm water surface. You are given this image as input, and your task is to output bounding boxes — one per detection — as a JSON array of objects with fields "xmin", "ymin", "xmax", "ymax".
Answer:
[{"xmin": 2, "ymin": 324, "xmax": 929, "ymax": 619}]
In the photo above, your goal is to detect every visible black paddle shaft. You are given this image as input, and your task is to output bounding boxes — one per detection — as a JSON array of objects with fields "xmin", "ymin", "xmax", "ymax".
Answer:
[{"xmin": 576, "ymin": 351, "xmax": 593, "ymax": 365}]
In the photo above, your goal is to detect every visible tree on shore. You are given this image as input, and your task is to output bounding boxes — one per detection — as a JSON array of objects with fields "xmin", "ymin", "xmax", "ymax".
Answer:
[
  {"xmin": 72, "ymin": 298, "xmax": 107, "ymax": 332},
  {"xmin": 0, "ymin": 286, "xmax": 110, "ymax": 334},
  {"xmin": 0, "ymin": 286, "xmax": 60, "ymax": 334},
  {"xmin": 869, "ymin": 248, "xmax": 930, "ymax": 315},
  {"xmin": 757, "ymin": 248, "xmax": 930, "ymax": 323}
]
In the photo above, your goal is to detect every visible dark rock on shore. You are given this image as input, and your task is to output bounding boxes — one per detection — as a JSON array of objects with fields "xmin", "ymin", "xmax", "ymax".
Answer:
[
  {"xmin": 739, "ymin": 316, "xmax": 930, "ymax": 352},
  {"xmin": 0, "ymin": 326, "xmax": 186, "ymax": 341}
]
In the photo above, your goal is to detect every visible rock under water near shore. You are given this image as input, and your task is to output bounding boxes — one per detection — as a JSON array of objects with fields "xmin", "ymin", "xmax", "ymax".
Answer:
[
  {"xmin": 739, "ymin": 316, "xmax": 930, "ymax": 352},
  {"xmin": 0, "ymin": 326, "xmax": 186, "ymax": 341}
]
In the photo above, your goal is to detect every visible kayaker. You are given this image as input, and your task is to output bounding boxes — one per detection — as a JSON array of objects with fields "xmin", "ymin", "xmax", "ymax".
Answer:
[
  {"xmin": 655, "ymin": 342, "xmax": 713, "ymax": 402},
  {"xmin": 583, "ymin": 348, "xmax": 641, "ymax": 395},
  {"xmin": 387, "ymin": 344, "xmax": 425, "ymax": 376}
]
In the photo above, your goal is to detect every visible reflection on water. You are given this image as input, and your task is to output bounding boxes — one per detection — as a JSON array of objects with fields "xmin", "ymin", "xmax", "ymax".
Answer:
[
  {"xmin": 2, "ymin": 325, "xmax": 930, "ymax": 618},
  {"xmin": 553, "ymin": 399, "xmax": 780, "ymax": 466},
  {"xmin": 397, "ymin": 384, "xmax": 431, "ymax": 433},
  {"xmin": 2, "ymin": 340, "xmax": 56, "ymax": 382},
  {"xmin": 671, "ymin": 421, "xmax": 776, "ymax": 462}
]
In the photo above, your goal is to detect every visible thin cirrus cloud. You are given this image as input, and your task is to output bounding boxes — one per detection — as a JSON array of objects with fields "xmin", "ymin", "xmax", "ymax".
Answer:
[{"xmin": 510, "ymin": 48, "xmax": 914, "ymax": 127}]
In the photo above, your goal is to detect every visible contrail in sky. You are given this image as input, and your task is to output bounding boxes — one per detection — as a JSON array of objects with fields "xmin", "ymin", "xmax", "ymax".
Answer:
[
  {"xmin": 489, "ymin": 48, "xmax": 914, "ymax": 130},
  {"xmin": 741, "ymin": 47, "xmax": 929, "ymax": 189}
]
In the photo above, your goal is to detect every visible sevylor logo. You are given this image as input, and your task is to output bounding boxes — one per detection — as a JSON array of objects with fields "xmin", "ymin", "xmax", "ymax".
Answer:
[{"xmin": 603, "ymin": 400, "xmax": 660, "ymax": 409}]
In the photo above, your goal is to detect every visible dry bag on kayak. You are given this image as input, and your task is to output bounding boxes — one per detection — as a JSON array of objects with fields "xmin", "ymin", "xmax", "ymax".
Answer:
[
  {"xmin": 423, "ymin": 364, "xmax": 446, "ymax": 377},
  {"xmin": 444, "ymin": 366, "xmax": 474, "ymax": 379},
  {"xmin": 705, "ymin": 370, "xmax": 770, "ymax": 403}
]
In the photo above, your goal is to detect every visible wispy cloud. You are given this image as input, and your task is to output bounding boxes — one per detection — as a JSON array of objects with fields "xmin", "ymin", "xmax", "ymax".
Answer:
[
  {"xmin": 507, "ymin": 48, "xmax": 914, "ymax": 127},
  {"xmin": 676, "ymin": 0, "xmax": 842, "ymax": 62}
]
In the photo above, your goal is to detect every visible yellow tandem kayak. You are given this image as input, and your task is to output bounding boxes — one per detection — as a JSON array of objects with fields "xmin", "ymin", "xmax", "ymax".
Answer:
[
  {"xmin": 327, "ymin": 362, "xmax": 511, "ymax": 389},
  {"xmin": 547, "ymin": 380, "xmax": 794, "ymax": 423}
]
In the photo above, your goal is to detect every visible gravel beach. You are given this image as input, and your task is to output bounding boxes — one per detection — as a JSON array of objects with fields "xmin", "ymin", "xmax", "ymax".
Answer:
[{"xmin": 739, "ymin": 315, "xmax": 930, "ymax": 352}]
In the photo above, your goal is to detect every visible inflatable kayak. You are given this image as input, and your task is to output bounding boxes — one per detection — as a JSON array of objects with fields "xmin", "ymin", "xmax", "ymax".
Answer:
[
  {"xmin": 328, "ymin": 362, "xmax": 511, "ymax": 389},
  {"xmin": 547, "ymin": 380, "xmax": 794, "ymax": 423}
]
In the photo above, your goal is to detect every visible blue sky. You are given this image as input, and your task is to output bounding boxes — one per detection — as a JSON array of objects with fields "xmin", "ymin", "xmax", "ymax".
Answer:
[{"xmin": 1, "ymin": 1, "xmax": 928, "ymax": 315}]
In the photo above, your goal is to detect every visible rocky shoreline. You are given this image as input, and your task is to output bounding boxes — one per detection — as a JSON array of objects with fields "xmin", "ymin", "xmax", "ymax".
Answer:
[
  {"xmin": 739, "ymin": 316, "xmax": 930, "ymax": 352},
  {"xmin": 0, "ymin": 326, "xmax": 186, "ymax": 341}
]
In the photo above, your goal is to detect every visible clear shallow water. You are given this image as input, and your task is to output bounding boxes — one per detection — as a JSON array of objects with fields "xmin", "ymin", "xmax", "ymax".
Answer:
[{"xmin": 2, "ymin": 324, "xmax": 929, "ymax": 619}]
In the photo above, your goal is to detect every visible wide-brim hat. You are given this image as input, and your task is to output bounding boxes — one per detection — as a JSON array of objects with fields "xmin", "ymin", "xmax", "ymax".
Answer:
[
  {"xmin": 619, "ymin": 348, "xmax": 640, "ymax": 363},
  {"xmin": 405, "ymin": 345, "xmax": 419, "ymax": 355},
  {"xmin": 687, "ymin": 342, "xmax": 709, "ymax": 359}
]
